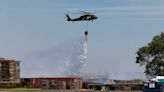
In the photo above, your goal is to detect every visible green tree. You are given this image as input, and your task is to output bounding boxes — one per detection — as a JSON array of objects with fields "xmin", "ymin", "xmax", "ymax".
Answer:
[{"xmin": 136, "ymin": 32, "xmax": 164, "ymax": 78}]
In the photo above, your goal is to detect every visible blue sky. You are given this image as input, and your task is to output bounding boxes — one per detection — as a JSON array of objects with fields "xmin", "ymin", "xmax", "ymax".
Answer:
[{"xmin": 0, "ymin": 0, "xmax": 163, "ymax": 79}]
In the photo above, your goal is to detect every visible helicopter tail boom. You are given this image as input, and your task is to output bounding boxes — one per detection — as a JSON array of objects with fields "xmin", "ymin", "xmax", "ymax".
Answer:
[{"xmin": 66, "ymin": 14, "xmax": 72, "ymax": 21}]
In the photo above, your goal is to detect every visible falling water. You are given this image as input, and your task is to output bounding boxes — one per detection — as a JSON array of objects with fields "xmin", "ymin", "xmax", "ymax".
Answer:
[
  {"xmin": 24, "ymin": 34, "xmax": 88, "ymax": 77},
  {"xmin": 64, "ymin": 35, "xmax": 88, "ymax": 76}
]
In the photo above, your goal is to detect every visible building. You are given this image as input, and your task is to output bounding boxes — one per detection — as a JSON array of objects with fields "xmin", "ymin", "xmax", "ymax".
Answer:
[
  {"xmin": 85, "ymin": 79, "xmax": 143, "ymax": 91},
  {"xmin": 21, "ymin": 77, "xmax": 83, "ymax": 90},
  {"xmin": 0, "ymin": 58, "xmax": 20, "ymax": 83}
]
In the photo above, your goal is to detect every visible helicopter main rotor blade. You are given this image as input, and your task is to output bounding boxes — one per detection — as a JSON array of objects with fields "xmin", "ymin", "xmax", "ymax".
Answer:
[
  {"xmin": 71, "ymin": 12, "xmax": 84, "ymax": 14},
  {"xmin": 80, "ymin": 10, "xmax": 104, "ymax": 14},
  {"xmin": 80, "ymin": 11, "xmax": 91, "ymax": 14}
]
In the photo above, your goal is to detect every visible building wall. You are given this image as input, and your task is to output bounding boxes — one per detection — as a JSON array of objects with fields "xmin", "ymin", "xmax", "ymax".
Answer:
[
  {"xmin": 0, "ymin": 61, "xmax": 9, "ymax": 81},
  {"xmin": 27, "ymin": 77, "xmax": 82, "ymax": 90},
  {"xmin": 0, "ymin": 58, "xmax": 20, "ymax": 83}
]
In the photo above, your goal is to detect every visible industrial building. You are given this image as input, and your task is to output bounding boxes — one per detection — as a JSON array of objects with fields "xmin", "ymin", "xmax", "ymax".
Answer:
[
  {"xmin": 21, "ymin": 77, "xmax": 83, "ymax": 90},
  {"xmin": 84, "ymin": 79, "xmax": 143, "ymax": 91},
  {"xmin": 0, "ymin": 58, "xmax": 20, "ymax": 83}
]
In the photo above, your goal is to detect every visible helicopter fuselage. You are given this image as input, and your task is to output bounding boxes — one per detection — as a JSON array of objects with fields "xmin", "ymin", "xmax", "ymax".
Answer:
[{"xmin": 66, "ymin": 14, "xmax": 98, "ymax": 21}]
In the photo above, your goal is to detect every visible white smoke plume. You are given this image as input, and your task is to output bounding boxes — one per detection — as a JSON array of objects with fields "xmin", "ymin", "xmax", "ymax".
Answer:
[{"xmin": 24, "ymin": 36, "xmax": 87, "ymax": 77}]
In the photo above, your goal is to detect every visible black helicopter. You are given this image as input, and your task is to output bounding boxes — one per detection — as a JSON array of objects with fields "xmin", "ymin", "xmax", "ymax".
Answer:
[{"xmin": 66, "ymin": 11, "xmax": 98, "ymax": 22}]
